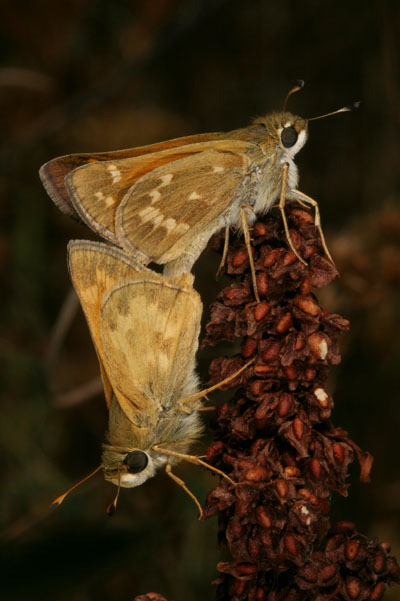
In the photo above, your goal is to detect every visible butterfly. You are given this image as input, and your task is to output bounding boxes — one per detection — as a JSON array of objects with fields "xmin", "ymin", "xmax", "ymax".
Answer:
[
  {"xmin": 52, "ymin": 240, "xmax": 243, "ymax": 515},
  {"xmin": 40, "ymin": 83, "xmax": 357, "ymax": 286}
]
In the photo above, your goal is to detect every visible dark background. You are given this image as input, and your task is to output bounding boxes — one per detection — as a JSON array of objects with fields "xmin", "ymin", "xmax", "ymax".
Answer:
[{"xmin": 1, "ymin": 1, "xmax": 399, "ymax": 600}]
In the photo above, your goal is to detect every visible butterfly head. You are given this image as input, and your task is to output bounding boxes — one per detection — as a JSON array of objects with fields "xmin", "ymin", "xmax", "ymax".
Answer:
[
  {"xmin": 257, "ymin": 112, "xmax": 309, "ymax": 159},
  {"xmin": 102, "ymin": 446, "xmax": 167, "ymax": 488}
]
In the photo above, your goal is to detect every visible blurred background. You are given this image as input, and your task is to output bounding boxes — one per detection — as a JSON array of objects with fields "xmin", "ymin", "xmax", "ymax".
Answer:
[{"xmin": 1, "ymin": 1, "xmax": 399, "ymax": 600}]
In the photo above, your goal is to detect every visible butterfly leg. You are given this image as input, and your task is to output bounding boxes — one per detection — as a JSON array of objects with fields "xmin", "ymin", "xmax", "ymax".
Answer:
[
  {"xmin": 291, "ymin": 189, "xmax": 335, "ymax": 265},
  {"xmin": 154, "ymin": 445, "xmax": 236, "ymax": 487},
  {"xmin": 165, "ymin": 458, "xmax": 203, "ymax": 518},
  {"xmin": 240, "ymin": 207, "xmax": 260, "ymax": 303},
  {"xmin": 177, "ymin": 358, "xmax": 255, "ymax": 413},
  {"xmin": 279, "ymin": 163, "xmax": 307, "ymax": 265},
  {"xmin": 106, "ymin": 470, "xmax": 122, "ymax": 516},
  {"xmin": 216, "ymin": 226, "xmax": 230, "ymax": 279}
]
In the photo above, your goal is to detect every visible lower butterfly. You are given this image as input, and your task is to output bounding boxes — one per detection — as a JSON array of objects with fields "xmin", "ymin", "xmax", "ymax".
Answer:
[{"xmin": 51, "ymin": 241, "xmax": 249, "ymax": 516}]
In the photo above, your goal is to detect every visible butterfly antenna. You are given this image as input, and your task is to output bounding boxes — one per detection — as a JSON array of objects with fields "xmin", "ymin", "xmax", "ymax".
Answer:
[
  {"xmin": 308, "ymin": 101, "xmax": 361, "ymax": 122},
  {"xmin": 283, "ymin": 79, "xmax": 305, "ymax": 111},
  {"xmin": 50, "ymin": 464, "xmax": 103, "ymax": 507},
  {"xmin": 106, "ymin": 469, "xmax": 122, "ymax": 516}
]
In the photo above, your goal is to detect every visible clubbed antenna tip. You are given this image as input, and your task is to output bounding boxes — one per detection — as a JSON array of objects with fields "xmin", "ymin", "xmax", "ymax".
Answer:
[
  {"xmin": 283, "ymin": 79, "xmax": 305, "ymax": 110},
  {"xmin": 346, "ymin": 101, "xmax": 362, "ymax": 111}
]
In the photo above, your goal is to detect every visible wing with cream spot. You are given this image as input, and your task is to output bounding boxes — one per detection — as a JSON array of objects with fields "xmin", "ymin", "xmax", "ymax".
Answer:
[
  {"xmin": 64, "ymin": 138, "xmax": 240, "ymax": 247},
  {"xmin": 116, "ymin": 146, "xmax": 252, "ymax": 263},
  {"xmin": 67, "ymin": 240, "xmax": 148, "ymax": 407},
  {"xmin": 40, "ymin": 133, "xmax": 222, "ymax": 221},
  {"xmin": 99, "ymin": 275, "xmax": 202, "ymax": 430}
]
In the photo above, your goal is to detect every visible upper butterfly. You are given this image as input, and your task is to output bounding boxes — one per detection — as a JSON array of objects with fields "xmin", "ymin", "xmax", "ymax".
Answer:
[{"xmin": 40, "ymin": 84, "xmax": 357, "ymax": 274}]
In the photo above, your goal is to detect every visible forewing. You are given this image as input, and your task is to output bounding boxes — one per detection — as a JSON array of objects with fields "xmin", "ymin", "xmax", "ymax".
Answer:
[
  {"xmin": 99, "ymin": 274, "xmax": 202, "ymax": 430},
  {"xmin": 67, "ymin": 240, "xmax": 147, "ymax": 407},
  {"xmin": 116, "ymin": 145, "xmax": 252, "ymax": 263},
  {"xmin": 65, "ymin": 139, "xmax": 251, "ymax": 251},
  {"xmin": 39, "ymin": 132, "xmax": 221, "ymax": 220}
]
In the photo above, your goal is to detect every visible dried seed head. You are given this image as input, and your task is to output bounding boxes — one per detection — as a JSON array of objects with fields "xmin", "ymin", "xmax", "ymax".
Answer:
[
  {"xmin": 235, "ymin": 562, "xmax": 258, "ymax": 575},
  {"xmin": 255, "ymin": 506, "xmax": 272, "ymax": 528},
  {"xmin": 263, "ymin": 248, "xmax": 281, "ymax": 267},
  {"xmin": 294, "ymin": 294, "xmax": 320, "ymax": 316},
  {"xmin": 308, "ymin": 332, "xmax": 329, "ymax": 360},
  {"xmin": 333, "ymin": 442, "xmax": 345, "ymax": 464},
  {"xmin": 345, "ymin": 540, "xmax": 360, "ymax": 560},
  {"xmin": 253, "ymin": 222, "xmax": 267, "ymax": 237},
  {"xmin": 369, "ymin": 582, "xmax": 385, "ymax": 601},
  {"xmin": 278, "ymin": 393, "xmax": 293, "ymax": 416},
  {"xmin": 320, "ymin": 563, "xmax": 337, "ymax": 581},
  {"xmin": 373, "ymin": 551, "xmax": 386, "ymax": 573},
  {"xmin": 234, "ymin": 249, "xmax": 250, "ymax": 267},
  {"xmin": 201, "ymin": 209, "xmax": 399, "ymax": 601},
  {"xmin": 245, "ymin": 467, "xmax": 269, "ymax": 482},
  {"xmin": 284, "ymin": 466, "xmax": 300, "ymax": 477},
  {"xmin": 255, "ymin": 301, "xmax": 270, "ymax": 320},
  {"xmin": 285, "ymin": 535, "xmax": 298, "ymax": 556},
  {"xmin": 262, "ymin": 341, "xmax": 281, "ymax": 362},
  {"xmin": 275, "ymin": 479, "xmax": 288, "ymax": 498},
  {"xmin": 276, "ymin": 312, "xmax": 293, "ymax": 333},
  {"xmin": 293, "ymin": 417, "xmax": 304, "ymax": 440},
  {"xmin": 345, "ymin": 576, "xmax": 361, "ymax": 599},
  {"xmin": 242, "ymin": 337, "xmax": 257, "ymax": 358},
  {"xmin": 313, "ymin": 387, "xmax": 329, "ymax": 405},
  {"xmin": 256, "ymin": 272, "xmax": 269, "ymax": 296}
]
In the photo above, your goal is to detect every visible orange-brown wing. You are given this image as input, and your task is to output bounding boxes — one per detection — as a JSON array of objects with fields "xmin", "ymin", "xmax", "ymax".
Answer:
[
  {"xmin": 67, "ymin": 240, "xmax": 147, "ymax": 407},
  {"xmin": 116, "ymin": 146, "xmax": 252, "ymax": 264},
  {"xmin": 64, "ymin": 139, "xmax": 252, "ymax": 251},
  {"xmin": 39, "ymin": 133, "xmax": 221, "ymax": 220},
  {"xmin": 99, "ymin": 274, "xmax": 202, "ymax": 439}
]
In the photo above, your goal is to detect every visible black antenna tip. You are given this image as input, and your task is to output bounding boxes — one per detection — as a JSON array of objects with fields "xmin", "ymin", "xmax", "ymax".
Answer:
[
  {"xmin": 106, "ymin": 503, "xmax": 116, "ymax": 516},
  {"xmin": 283, "ymin": 80, "xmax": 305, "ymax": 110},
  {"xmin": 347, "ymin": 101, "xmax": 362, "ymax": 111}
]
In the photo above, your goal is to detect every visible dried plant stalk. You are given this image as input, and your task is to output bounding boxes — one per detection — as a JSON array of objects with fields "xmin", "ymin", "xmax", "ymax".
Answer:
[{"xmin": 135, "ymin": 206, "xmax": 400, "ymax": 601}]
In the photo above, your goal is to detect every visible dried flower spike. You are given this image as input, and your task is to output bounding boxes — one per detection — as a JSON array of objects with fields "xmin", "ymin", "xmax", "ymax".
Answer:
[{"xmin": 201, "ymin": 205, "xmax": 399, "ymax": 601}]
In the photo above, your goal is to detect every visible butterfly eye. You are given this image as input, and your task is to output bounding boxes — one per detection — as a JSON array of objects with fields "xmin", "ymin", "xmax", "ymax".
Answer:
[
  {"xmin": 281, "ymin": 126, "xmax": 298, "ymax": 148},
  {"xmin": 124, "ymin": 450, "xmax": 149, "ymax": 473}
]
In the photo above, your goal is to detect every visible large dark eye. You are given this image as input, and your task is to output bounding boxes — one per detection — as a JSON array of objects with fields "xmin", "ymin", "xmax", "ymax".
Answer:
[
  {"xmin": 124, "ymin": 450, "xmax": 148, "ymax": 473},
  {"xmin": 281, "ymin": 127, "xmax": 298, "ymax": 148}
]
